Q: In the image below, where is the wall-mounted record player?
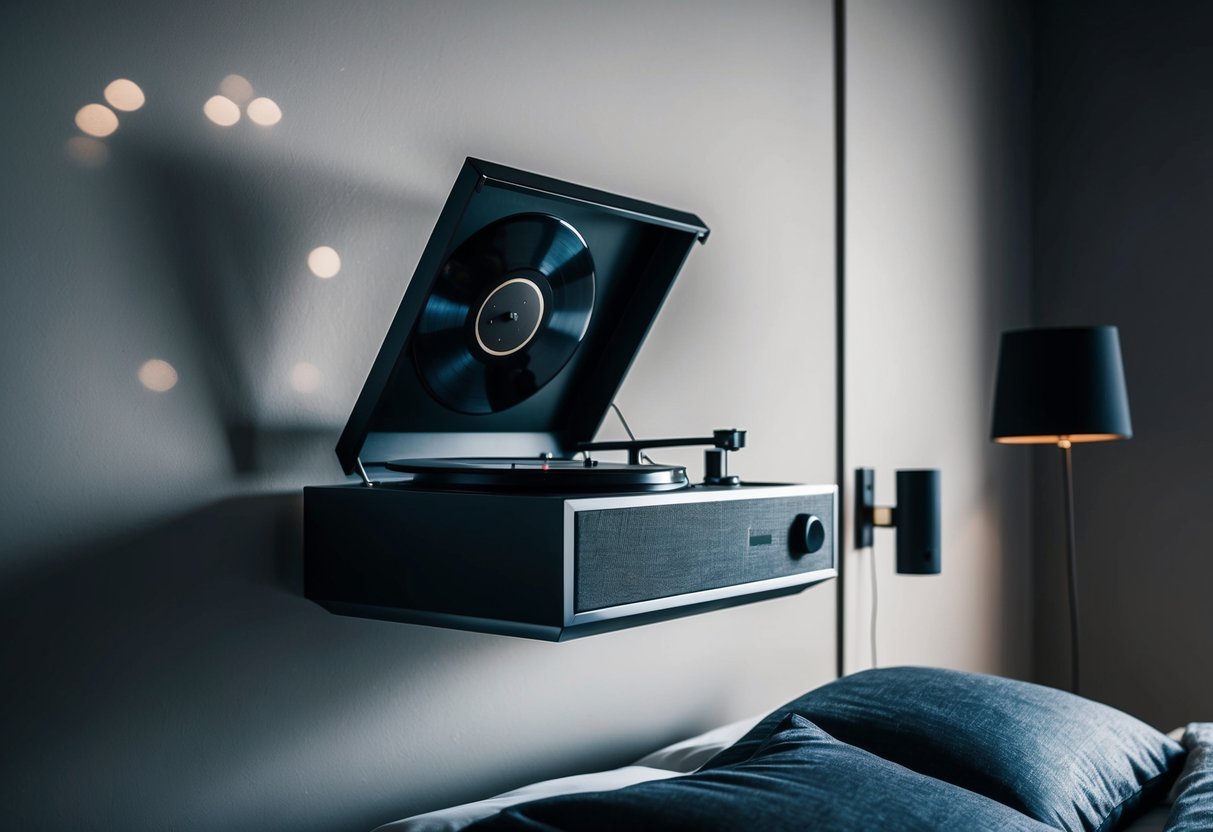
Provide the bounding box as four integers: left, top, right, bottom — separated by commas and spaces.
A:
304, 158, 837, 640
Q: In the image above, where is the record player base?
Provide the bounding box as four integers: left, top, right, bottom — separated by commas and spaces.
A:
303, 482, 836, 641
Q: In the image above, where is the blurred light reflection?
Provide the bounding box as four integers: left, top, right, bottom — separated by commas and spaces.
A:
138, 359, 179, 392
75, 103, 119, 137
104, 79, 145, 112
66, 136, 110, 168
247, 97, 282, 126
203, 95, 240, 126
290, 362, 322, 393
219, 74, 255, 105
307, 246, 341, 278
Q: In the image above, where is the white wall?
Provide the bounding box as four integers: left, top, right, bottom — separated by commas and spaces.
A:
0, 2, 837, 830
0, 1, 1039, 828
842, 0, 1033, 677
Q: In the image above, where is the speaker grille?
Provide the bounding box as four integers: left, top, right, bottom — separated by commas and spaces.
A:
574, 494, 833, 612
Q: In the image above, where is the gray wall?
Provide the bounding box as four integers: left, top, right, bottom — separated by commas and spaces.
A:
0, 1, 1036, 830
1032, 0, 1213, 729
0, 2, 838, 830
842, 0, 1033, 677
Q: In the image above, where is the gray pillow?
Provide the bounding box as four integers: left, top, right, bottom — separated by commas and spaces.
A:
466, 713, 1056, 831
703, 666, 1185, 832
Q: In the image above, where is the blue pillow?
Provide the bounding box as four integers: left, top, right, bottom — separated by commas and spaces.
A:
1165, 723, 1213, 831
466, 714, 1055, 831
703, 666, 1185, 832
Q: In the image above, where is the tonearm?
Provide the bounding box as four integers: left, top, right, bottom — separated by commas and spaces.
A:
577, 428, 746, 486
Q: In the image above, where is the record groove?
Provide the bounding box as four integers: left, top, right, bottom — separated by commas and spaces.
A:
413, 213, 595, 414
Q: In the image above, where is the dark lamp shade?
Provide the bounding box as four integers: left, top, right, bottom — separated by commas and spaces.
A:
990, 326, 1132, 444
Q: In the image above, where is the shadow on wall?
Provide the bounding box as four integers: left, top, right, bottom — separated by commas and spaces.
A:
115, 140, 441, 475
0, 492, 748, 832
0, 495, 509, 832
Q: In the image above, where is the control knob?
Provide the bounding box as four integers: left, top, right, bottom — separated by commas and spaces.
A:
790, 513, 826, 556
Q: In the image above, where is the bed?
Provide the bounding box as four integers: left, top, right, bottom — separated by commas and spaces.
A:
373, 667, 1210, 832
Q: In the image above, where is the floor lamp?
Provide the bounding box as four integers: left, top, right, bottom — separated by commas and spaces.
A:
990, 326, 1132, 695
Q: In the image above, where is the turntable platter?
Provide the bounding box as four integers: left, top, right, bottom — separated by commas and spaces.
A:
385, 457, 688, 493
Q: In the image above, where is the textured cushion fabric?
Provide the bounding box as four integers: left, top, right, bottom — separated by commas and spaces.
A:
464, 714, 1056, 832
1164, 723, 1213, 832
703, 666, 1185, 832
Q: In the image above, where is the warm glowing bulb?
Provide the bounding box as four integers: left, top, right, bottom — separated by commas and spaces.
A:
203, 95, 240, 126
104, 79, 145, 112
246, 96, 282, 126
138, 359, 178, 392
75, 103, 118, 137
66, 136, 110, 168
219, 74, 255, 105
290, 362, 322, 393
307, 246, 341, 278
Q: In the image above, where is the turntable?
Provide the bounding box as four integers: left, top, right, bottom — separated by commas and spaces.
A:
304, 158, 836, 640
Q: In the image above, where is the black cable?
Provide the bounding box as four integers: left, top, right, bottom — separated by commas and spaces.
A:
610, 402, 637, 440
609, 402, 658, 465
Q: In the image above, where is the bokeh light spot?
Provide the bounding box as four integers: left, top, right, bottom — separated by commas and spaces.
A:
104, 79, 145, 112
75, 103, 119, 137
247, 96, 282, 126
66, 136, 110, 168
138, 359, 178, 392
219, 74, 255, 104
203, 95, 240, 126
307, 246, 341, 278
290, 362, 322, 394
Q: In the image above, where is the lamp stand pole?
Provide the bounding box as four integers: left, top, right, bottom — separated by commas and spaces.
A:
1060, 439, 1080, 695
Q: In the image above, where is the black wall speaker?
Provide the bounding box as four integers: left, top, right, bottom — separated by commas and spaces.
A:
894, 469, 941, 575
855, 467, 941, 575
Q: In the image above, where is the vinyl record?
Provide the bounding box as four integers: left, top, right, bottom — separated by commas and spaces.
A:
413, 213, 595, 414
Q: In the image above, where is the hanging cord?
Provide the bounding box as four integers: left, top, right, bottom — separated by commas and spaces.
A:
870, 537, 879, 669
610, 402, 638, 440
609, 402, 658, 465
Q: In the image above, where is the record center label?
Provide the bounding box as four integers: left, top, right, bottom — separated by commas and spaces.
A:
474, 277, 545, 357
